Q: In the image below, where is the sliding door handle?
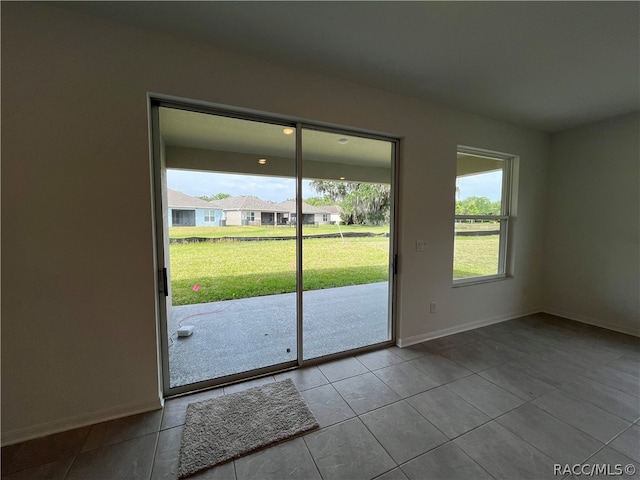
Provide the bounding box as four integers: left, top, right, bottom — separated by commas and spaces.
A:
161, 268, 168, 297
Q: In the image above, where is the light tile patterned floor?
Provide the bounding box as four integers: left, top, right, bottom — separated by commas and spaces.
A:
2, 313, 639, 480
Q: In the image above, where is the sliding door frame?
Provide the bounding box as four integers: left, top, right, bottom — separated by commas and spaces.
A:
150, 96, 399, 397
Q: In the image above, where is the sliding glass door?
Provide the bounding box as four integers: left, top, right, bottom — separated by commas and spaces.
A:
301, 128, 394, 360
152, 101, 397, 395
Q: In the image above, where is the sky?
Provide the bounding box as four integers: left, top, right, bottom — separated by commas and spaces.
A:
456, 171, 502, 201
167, 170, 316, 202
168, 169, 502, 202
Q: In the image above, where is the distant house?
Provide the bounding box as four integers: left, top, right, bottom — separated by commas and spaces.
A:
322, 205, 343, 224
277, 200, 333, 225
210, 196, 289, 226
167, 191, 339, 227
167, 189, 223, 227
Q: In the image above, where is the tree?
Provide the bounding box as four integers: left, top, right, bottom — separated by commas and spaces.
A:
309, 181, 350, 202
197, 193, 231, 201
304, 196, 334, 207
310, 180, 390, 225
455, 196, 500, 216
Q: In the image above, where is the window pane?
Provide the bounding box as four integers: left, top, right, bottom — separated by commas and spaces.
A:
454, 151, 507, 281
453, 226, 500, 278
455, 153, 503, 215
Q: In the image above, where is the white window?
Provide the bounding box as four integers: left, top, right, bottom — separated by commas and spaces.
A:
454, 147, 513, 285
246, 212, 255, 222
204, 210, 216, 222
322, 214, 329, 222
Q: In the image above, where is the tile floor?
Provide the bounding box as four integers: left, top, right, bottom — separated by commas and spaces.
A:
2, 313, 639, 480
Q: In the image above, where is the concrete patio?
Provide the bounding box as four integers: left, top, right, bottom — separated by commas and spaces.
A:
167, 282, 391, 387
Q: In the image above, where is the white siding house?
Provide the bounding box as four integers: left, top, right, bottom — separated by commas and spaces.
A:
276, 201, 333, 225
322, 205, 343, 224
211, 196, 289, 226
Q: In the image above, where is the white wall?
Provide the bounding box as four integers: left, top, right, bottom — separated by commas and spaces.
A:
543, 113, 640, 335
1, 3, 549, 443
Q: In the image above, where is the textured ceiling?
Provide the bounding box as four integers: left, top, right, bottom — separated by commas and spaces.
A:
55, 1, 639, 132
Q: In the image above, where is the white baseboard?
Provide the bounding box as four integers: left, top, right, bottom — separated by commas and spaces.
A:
542, 308, 640, 338
396, 308, 639, 349
1, 398, 163, 447
396, 309, 541, 347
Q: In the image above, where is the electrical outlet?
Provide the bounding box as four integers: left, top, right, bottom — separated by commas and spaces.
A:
429, 302, 437, 313
416, 240, 427, 252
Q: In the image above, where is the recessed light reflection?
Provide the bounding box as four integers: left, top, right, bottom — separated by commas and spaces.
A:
258, 158, 267, 165
283, 128, 294, 135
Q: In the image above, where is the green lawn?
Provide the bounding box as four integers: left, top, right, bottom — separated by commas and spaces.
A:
169, 224, 390, 239
170, 236, 390, 305
453, 234, 499, 279
169, 225, 498, 305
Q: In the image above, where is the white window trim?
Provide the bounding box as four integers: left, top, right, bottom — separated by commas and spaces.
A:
204, 209, 216, 222
453, 146, 514, 286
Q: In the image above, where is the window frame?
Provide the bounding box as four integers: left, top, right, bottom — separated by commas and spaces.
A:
453, 146, 514, 286
204, 209, 216, 222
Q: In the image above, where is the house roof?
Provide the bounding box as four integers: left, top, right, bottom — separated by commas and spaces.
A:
277, 200, 331, 215
210, 196, 287, 212
322, 205, 343, 215
168, 191, 339, 215
167, 189, 219, 209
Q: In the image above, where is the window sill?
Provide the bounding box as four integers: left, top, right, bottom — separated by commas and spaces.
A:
453, 274, 508, 288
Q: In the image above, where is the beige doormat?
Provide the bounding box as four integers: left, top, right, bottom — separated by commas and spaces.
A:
178, 378, 319, 478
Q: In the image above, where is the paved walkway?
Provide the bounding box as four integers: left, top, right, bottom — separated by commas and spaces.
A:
167, 282, 390, 387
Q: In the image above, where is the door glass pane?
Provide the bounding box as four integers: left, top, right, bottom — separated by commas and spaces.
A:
301, 129, 394, 360
159, 107, 297, 388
